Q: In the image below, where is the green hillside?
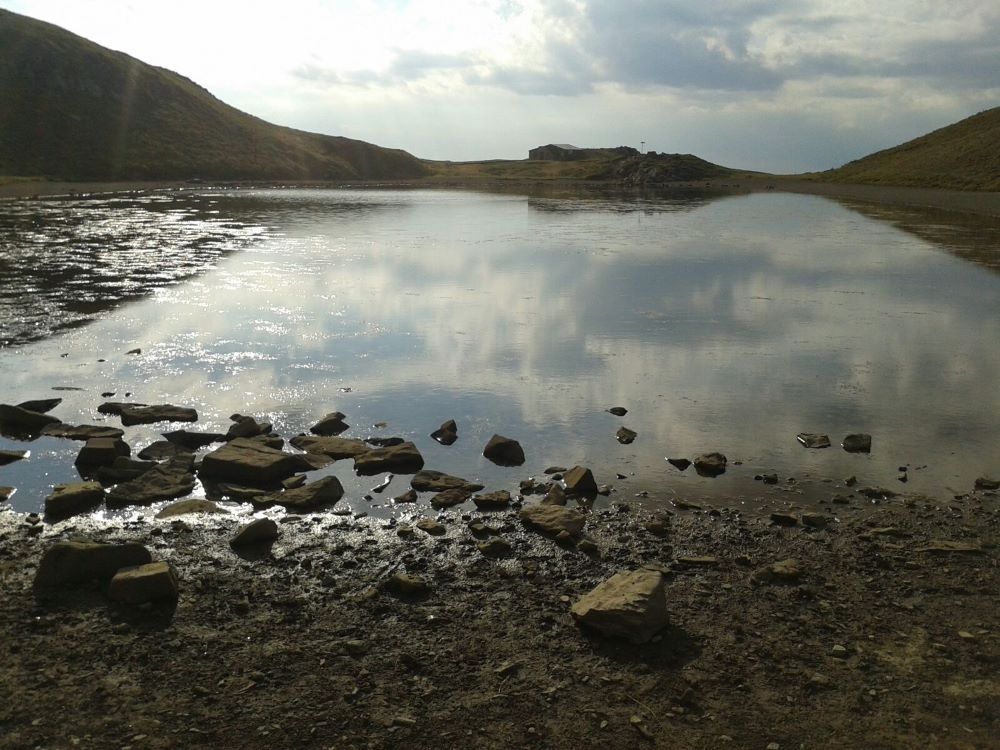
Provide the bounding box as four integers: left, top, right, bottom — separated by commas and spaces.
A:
821, 107, 1000, 191
0, 9, 426, 181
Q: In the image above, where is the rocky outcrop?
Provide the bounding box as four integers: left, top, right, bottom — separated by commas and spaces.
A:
34, 540, 152, 586
107, 561, 179, 603
111, 404, 199, 426
354, 442, 424, 475
570, 568, 668, 644
483, 435, 525, 467
107, 455, 196, 508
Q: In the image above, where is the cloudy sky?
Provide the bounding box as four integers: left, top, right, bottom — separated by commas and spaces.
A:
4, 0, 998, 172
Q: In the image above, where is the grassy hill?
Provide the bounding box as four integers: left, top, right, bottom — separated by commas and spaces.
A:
820, 107, 1000, 191
0, 9, 426, 181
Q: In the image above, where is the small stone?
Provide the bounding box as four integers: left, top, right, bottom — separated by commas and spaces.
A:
608, 407, 628, 416
958, 631, 975, 640
231, 518, 280, 547
354, 442, 424, 475
34, 541, 152, 587
563, 465, 599, 495
666, 457, 691, 471
761, 473, 779, 485
161, 430, 226, 449
155, 499, 222, 519
644, 514, 671, 536
430, 488, 471, 509
801, 513, 829, 529
396, 525, 415, 538
770, 512, 799, 526
477, 538, 512, 556
0, 449, 27, 466
616, 427, 637, 444
845, 475, 857, 487
393, 489, 418, 504
411, 470, 483, 492
310, 411, 350, 436
577, 539, 599, 556
753, 558, 802, 584
386, 573, 430, 596
974, 476, 999, 491
693, 453, 727, 477
570, 568, 668, 644
544, 466, 567, 474
107, 561, 179, 603
555, 529, 576, 547
842, 434, 872, 453
831, 644, 848, 658
430, 419, 458, 445
415, 518, 446, 536
472, 490, 511, 510
520, 504, 586, 536
75, 437, 131, 468
541, 483, 567, 505
796, 433, 831, 449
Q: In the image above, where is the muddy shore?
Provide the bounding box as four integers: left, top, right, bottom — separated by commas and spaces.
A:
1, 470, 997, 749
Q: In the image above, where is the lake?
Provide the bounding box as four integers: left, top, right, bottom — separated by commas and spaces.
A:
1, 187, 998, 516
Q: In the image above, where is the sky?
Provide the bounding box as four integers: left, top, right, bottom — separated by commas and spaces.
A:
3, 0, 998, 172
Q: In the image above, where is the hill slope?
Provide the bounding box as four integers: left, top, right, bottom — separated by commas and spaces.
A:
0, 9, 426, 181
822, 107, 1000, 191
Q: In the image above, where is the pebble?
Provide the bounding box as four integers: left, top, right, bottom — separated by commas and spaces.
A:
831, 644, 848, 658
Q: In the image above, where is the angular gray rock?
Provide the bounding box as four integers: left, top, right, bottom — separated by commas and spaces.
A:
841, 433, 872, 453
354, 441, 424, 475
107, 561, 179, 603
117, 404, 198, 426
41, 423, 125, 440
570, 568, 668, 644
430, 419, 458, 446
290, 434, 370, 459
563, 466, 599, 496
520, 504, 586, 536
666, 458, 691, 471
796, 433, 831, 449
693, 452, 727, 477
0, 403, 62, 434
482, 434, 525, 467
155, 498, 223, 519
231, 518, 280, 547
34, 540, 152, 587
200, 438, 306, 484
309, 411, 350, 436
107, 455, 196, 508
74, 437, 131, 468
410, 470, 484, 493
44, 481, 105, 518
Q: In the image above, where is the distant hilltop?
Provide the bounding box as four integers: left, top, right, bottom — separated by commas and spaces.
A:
0, 9, 427, 181
528, 144, 639, 161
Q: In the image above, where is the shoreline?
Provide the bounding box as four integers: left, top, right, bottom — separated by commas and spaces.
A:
3, 176, 1000, 219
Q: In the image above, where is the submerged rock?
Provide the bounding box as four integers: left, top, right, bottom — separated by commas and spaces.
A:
137, 441, 194, 461
796, 433, 831, 449
616, 427, 637, 445
162, 430, 226, 450
74, 437, 131, 468
354, 442, 424, 475
430, 419, 458, 445
393, 489, 418, 504
693, 453, 727, 477
570, 568, 668, 644
410, 470, 484, 493
541, 483, 567, 506
95, 457, 158, 485
841, 433, 872, 453
473, 490, 511, 510
34, 540, 152, 587
224, 415, 272, 441
107, 561, 179, 603
117, 404, 198, 426
482, 434, 525, 467
44, 481, 105, 518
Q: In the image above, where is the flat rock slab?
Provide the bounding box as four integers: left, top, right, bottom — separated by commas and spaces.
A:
483, 434, 525, 467
473, 490, 511, 510
95, 457, 158, 485
268, 475, 345, 511
290, 434, 369, 459
162, 430, 226, 449
563, 466, 599, 495
608, 406, 628, 416
974, 477, 999, 491
108, 561, 179, 603
354, 442, 424, 475
41, 424, 125, 441
107, 456, 196, 508
200, 438, 307, 484
34, 540, 152, 587
44, 481, 105, 518
231, 518, 280, 547
16, 397, 62, 413
118, 404, 198, 426
693, 452, 727, 477
430, 488, 471, 509
570, 568, 668, 644
155, 498, 223, 519
797, 433, 831, 449
225, 415, 273, 441
616, 427, 637, 444
137, 441, 194, 461
411, 470, 484, 493
520, 504, 586, 536
0, 403, 62, 434
0, 449, 27, 466
842, 433, 872, 453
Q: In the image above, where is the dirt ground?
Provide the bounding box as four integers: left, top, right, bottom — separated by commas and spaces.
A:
1, 478, 997, 750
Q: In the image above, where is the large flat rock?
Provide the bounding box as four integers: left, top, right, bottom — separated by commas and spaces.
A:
411, 470, 484, 493
570, 568, 668, 644
44, 481, 105, 518
520, 504, 586, 536
266, 475, 345, 511
354, 442, 424, 475
199, 438, 306, 484
107, 561, 179, 603
107, 456, 196, 508
290, 434, 369, 459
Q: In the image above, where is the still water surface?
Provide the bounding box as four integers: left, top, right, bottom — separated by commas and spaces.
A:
1, 188, 998, 515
